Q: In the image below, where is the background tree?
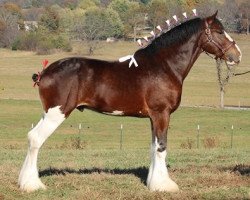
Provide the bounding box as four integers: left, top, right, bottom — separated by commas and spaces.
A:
3, 2, 23, 18
63, 0, 78, 9
239, 1, 250, 34
219, 0, 240, 32
124, 1, 145, 41
59, 6, 84, 32
196, 0, 220, 18
140, 0, 150, 4
100, 0, 112, 7
23, 7, 43, 21
0, 5, 19, 47
108, 0, 130, 22
185, 0, 204, 10
71, 7, 123, 55
147, 0, 170, 31
78, 0, 100, 10
39, 6, 60, 32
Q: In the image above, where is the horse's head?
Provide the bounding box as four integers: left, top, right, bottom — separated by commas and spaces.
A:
200, 11, 242, 65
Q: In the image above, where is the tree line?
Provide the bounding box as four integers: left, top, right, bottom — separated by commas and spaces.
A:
0, 0, 249, 55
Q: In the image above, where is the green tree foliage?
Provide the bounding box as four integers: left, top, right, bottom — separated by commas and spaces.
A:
39, 6, 60, 32
239, 1, 250, 34
0, 5, 19, 47
105, 8, 124, 37
109, 0, 146, 39
2, 2, 24, 30
109, 0, 131, 22
78, 0, 100, 10
185, 0, 205, 10
72, 7, 124, 54
124, 1, 146, 41
0, 0, 247, 52
147, 0, 170, 30
63, 0, 78, 9
59, 7, 85, 31
12, 29, 72, 54
83, 7, 123, 39
3, 2, 23, 18
140, 0, 150, 4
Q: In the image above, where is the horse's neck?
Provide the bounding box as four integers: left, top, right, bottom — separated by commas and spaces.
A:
158, 33, 202, 82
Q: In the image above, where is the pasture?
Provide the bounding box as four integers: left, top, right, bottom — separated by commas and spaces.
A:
0, 34, 250, 199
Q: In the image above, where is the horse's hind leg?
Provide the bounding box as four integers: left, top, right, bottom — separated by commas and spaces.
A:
18, 106, 66, 192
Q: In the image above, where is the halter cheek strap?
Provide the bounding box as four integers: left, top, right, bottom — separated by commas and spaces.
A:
201, 21, 235, 59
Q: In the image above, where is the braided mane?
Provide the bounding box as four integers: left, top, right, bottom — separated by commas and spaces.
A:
138, 17, 203, 54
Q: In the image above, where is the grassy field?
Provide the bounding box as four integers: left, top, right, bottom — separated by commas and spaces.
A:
0, 34, 250, 106
0, 34, 250, 199
0, 99, 249, 200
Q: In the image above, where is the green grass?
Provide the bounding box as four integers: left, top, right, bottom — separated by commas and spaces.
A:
0, 36, 250, 199
0, 99, 249, 199
0, 99, 249, 150
0, 35, 250, 106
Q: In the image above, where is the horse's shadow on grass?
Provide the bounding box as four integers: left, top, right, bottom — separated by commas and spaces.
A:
221, 164, 250, 176
39, 166, 149, 184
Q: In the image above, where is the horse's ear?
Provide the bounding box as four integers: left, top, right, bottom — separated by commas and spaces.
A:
206, 10, 218, 25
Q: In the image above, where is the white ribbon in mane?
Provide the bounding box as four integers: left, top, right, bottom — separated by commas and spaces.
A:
119, 55, 138, 68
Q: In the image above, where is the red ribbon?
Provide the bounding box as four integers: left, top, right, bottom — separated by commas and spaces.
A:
42, 59, 49, 69
33, 59, 49, 87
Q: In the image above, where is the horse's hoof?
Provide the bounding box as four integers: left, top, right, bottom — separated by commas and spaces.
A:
20, 179, 46, 193
148, 177, 179, 192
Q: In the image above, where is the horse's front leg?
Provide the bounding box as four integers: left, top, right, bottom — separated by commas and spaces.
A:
147, 110, 179, 192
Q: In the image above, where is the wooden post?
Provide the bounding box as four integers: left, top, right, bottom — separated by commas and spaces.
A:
78, 123, 82, 134
247, 13, 249, 35
120, 124, 123, 150
197, 125, 200, 149
231, 125, 234, 149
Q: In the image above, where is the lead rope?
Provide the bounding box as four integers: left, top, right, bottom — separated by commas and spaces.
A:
233, 70, 250, 76
203, 50, 217, 59
216, 58, 234, 84
203, 50, 250, 77
217, 56, 250, 77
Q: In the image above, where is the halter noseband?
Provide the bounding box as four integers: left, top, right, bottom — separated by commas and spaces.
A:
201, 21, 235, 59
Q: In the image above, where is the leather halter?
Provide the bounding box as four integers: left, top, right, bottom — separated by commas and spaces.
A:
201, 21, 235, 59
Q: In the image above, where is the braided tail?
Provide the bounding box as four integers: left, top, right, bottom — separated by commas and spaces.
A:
32, 59, 48, 87
32, 74, 39, 82
32, 73, 41, 87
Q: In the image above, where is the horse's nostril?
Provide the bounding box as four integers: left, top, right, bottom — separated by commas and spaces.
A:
228, 56, 234, 62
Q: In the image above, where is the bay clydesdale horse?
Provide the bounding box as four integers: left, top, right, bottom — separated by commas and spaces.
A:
19, 12, 241, 192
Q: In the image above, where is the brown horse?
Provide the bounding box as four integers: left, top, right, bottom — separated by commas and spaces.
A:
19, 12, 241, 192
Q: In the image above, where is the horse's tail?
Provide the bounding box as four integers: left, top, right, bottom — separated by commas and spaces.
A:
32, 73, 41, 87
32, 73, 39, 82
32, 59, 49, 87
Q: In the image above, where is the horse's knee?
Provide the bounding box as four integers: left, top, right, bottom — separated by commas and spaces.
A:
28, 129, 42, 149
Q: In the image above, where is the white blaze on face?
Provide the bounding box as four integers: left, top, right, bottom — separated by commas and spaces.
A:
235, 43, 242, 62
224, 31, 242, 63
224, 31, 234, 42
